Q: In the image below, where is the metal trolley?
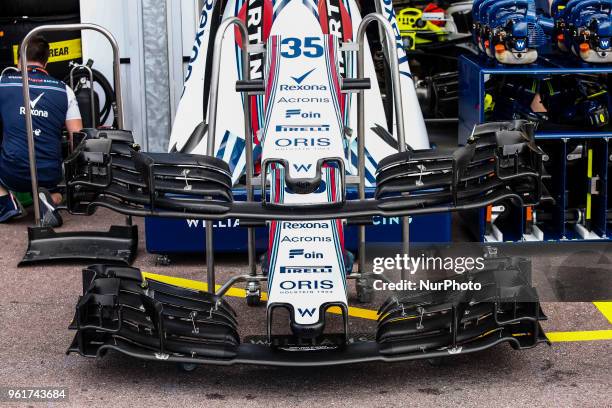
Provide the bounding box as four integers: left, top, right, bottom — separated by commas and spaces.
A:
18, 24, 137, 266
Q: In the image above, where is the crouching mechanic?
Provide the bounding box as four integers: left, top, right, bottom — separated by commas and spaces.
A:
0, 35, 82, 226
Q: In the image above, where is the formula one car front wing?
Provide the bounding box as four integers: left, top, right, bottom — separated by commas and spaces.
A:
63, 120, 549, 223
67, 258, 548, 367
63, 120, 551, 367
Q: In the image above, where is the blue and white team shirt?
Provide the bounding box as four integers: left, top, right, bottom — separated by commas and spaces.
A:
0, 66, 81, 185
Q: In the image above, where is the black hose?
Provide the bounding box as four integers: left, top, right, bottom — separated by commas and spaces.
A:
65, 67, 116, 126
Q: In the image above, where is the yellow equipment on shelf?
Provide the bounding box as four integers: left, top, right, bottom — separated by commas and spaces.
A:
396, 7, 447, 50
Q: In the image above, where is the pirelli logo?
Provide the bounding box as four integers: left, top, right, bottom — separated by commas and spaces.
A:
13, 38, 82, 64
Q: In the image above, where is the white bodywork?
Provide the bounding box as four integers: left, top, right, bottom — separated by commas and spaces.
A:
168, 0, 430, 185
262, 35, 348, 324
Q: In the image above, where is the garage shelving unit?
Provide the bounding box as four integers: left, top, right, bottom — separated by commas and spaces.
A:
458, 54, 612, 242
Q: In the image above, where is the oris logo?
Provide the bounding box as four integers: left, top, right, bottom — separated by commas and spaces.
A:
279, 280, 334, 290
274, 137, 331, 147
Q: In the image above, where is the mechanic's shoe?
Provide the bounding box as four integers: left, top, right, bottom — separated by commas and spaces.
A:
38, 188, 63, 228
0, 193, 23, 222
13, 196, 27, 219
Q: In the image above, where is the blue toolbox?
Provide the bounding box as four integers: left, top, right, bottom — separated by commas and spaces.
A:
145, 187, 452, 255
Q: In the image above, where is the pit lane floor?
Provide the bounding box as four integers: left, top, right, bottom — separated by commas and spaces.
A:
0, 210, 610, 407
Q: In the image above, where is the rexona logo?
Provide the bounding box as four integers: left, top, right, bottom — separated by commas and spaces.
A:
279, 265, 332, 273
381, 0, 410, 66
279, 68, 327, 91
288, 249, 324, 259
275, 124, 329, 132
274, 137, 331, 147
285, 109, 321, 119
280, 84, 327, 91
290, 68, 315, 84
280, 280, 334, 290
282, 222, 329, 229
19, 93, 48, 117
184, 0, 215, 85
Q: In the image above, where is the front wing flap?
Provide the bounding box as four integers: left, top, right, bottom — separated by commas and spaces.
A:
68, 259, 548, 367
63, 121, 550, 221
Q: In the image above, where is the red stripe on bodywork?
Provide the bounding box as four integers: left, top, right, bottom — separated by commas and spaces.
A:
318, 0, 330, 32
339, 1, 353, 41
235, 2, 248, 46
336, 219, 345, 248
318, 1, 353, 41
327, 37, 345, 117
262, 0, 273, 38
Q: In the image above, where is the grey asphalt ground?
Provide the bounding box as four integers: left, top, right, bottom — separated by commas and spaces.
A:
0, 209, 611, 408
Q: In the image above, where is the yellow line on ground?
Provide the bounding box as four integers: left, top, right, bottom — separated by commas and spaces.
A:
593, 302, 612, 325
142, 272, 245, 298
328, 305, 380, 320
142, 272, 378, 320
546, 330, 612, 342
142, 273, 612, 342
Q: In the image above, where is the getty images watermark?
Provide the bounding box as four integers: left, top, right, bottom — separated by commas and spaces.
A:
371, 254, 486, 291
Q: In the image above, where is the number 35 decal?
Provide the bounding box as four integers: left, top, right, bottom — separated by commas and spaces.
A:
281, 37, 324, 59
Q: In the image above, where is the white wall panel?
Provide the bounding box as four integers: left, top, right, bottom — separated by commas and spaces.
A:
80, 0, 147, 149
